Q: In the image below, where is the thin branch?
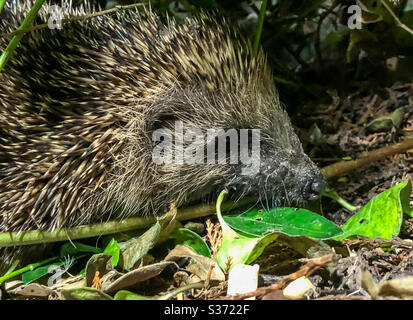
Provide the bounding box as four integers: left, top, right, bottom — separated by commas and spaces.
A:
382, 0, 413, 36
321, 138, 413, 179
1, 3, 147, 39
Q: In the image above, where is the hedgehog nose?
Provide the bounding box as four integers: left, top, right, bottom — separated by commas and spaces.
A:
302, 177, 325, 201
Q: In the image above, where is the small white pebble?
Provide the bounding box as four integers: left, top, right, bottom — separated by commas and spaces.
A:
227, 264, 259, 300
283, 276, 315, 300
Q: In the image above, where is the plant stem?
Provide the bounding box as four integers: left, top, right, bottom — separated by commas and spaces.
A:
322, 188, 360, 212
0, 196, 256, 248
0, 256, 58, 285
0, 0, 45, 72
253, 0, 267, 56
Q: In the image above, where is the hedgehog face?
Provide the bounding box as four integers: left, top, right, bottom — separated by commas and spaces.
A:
144, 85, 325, 211
226, 148, 326, 208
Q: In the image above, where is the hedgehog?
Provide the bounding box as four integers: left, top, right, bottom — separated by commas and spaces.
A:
0, 1, 324, 270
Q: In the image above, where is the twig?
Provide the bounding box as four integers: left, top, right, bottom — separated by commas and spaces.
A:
1, 3, 146, 39
382, 0, 413, 36
321, 138, 413, 179
222, 254, 334, 300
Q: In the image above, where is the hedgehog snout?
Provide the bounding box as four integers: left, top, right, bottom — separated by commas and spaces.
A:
259, 152, 326, 203
301, 175, 325, 201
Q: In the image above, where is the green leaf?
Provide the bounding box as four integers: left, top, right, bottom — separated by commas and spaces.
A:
224, 207, 343, 239
391, 107, 405, 128
324, 31, 345, 45
113, 284, 205, 300
216, 231, 279, 271
60, 242, 102, 258
22, 253, 90, 285
335, 180, 412, 240
365, 107, 405, 132
79, 268, 86, 277
22, 261, 65, 285
0, 256, 59, 286
119, 205, 177, 270
114, 290, 155, 300
103, 238, 120, 267
215, 190, 280, 271
170, 228, 211, 258
85, 254, 113, 287
214, 190, 342, 271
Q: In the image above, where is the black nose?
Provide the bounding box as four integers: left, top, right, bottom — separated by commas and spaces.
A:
302, 177, 325, 201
